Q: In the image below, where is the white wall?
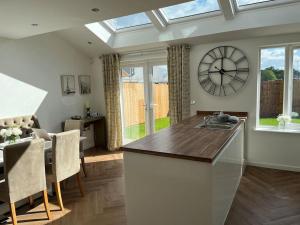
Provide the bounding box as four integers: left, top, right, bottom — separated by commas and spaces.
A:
190, 33, 300, 171
0, 33, 94, 132
91, 57, 106, 116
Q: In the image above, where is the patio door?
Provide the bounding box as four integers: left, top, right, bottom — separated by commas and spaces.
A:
120, 62, 170, 144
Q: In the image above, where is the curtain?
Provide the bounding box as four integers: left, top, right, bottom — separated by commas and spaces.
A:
102, 54, 122, 151
167, 44, 191, 125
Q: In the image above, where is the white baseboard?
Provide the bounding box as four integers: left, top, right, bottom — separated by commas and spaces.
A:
246, 160, 300, 172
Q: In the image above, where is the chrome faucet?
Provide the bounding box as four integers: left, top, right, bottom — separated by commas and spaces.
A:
204, 116, 213, 127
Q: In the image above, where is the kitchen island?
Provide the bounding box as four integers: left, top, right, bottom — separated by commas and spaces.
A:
121, 111, 247, 225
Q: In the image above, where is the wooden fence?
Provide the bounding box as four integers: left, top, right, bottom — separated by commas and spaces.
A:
122, 83, 169, 127
260, 80, 300, 117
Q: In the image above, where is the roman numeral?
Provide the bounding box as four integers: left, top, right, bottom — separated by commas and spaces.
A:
220, 85, 226, 96
229, 48, 236, 59
208, 83, 217, 95
235, 56, 246, 64
224, 46, 228, 58
229, 83, 236, 93
199, 69, 209, 76
218, 47, 223, 57
201, 61, 212, 66
208, 52, 217, 60
237, 68, 249, 72
233, 76, 246, 83
200, 78, 211, 88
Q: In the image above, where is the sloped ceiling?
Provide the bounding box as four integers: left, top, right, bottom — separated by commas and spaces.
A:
0, 0, 190, 39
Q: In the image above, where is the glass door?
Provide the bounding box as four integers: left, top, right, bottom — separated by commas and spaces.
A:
120, 66, 147, 144
150, 64, 170, 133
121, 62, 170, 144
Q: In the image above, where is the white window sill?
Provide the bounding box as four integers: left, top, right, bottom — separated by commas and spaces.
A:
255, 125, 300, 134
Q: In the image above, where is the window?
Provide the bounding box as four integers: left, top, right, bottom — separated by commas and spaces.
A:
292, 49, 300, 124
236, 0, 272, 7
85, 22, 112, 43
159, 0, 220, 21
104, 12, 151, 31
258, 45, 300, 129
259, 47, 285, 127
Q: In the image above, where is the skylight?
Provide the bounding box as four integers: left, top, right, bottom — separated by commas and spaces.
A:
104, 12, 151, 31
85, 22, 112, 43
236, 0, 273, 7
159, 0, 220, 21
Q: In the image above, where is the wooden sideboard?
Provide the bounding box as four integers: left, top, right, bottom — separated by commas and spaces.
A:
62, 116, 107, 150
82, 117, 107, 149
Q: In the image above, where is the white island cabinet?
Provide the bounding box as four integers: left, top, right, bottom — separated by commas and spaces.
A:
123, 118, 245, 225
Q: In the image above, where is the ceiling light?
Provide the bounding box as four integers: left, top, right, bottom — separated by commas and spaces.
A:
91, 8, 100, 12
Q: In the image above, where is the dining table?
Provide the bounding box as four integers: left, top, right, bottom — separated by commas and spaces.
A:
0, 136, 87, 166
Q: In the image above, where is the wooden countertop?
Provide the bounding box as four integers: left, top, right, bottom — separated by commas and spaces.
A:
121, 112, 246, 163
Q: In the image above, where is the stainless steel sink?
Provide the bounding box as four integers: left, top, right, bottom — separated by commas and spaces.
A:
205, 124, 234, 130
194, 121, 235, 130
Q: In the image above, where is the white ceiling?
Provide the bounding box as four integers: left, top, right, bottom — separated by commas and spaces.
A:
57, 26, 115, 56
55, 0, 300, 57
2, 0, 300, 58
0, 0, 190, 39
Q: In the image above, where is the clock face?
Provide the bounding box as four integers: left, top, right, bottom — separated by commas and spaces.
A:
198, 46, 249, 96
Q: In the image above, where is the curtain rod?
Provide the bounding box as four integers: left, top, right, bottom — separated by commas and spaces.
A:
98, 44, 191, 59
120, 48, 167, 57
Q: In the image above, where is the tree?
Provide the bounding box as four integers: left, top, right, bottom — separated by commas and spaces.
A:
261, 69, 277, 81
264, 66, 284, 80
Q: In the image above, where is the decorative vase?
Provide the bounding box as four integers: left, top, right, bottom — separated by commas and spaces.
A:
86, 107, 91, 118
5, 135, 20, 144
278, 120, 286, 129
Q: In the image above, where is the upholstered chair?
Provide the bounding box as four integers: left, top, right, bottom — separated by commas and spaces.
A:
64, 119, 87, 177
46, 130, 84, 211
0, 140, 52, 225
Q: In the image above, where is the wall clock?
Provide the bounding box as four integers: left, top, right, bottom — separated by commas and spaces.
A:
198, 46, 249, 96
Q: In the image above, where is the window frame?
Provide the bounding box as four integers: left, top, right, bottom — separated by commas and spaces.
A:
235, 0, 299, 12
256, 44, 300, 129
103, 13, 153, 33
157, 0, 222, 24
158, 9, 222, 24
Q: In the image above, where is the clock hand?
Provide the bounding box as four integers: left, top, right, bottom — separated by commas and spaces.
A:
221, 57, 224, 69
208, 70, 220, 74
223, 69, 238, 72
223, 72, 234, 79
214, 66, 224, 86
221, 73, 223, 86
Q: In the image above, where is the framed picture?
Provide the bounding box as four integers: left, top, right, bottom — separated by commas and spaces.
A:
61, 75, 76, 95
78, 75, 91, 95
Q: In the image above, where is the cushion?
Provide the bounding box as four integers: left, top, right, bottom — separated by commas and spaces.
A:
0, 115, 40, 143
32, 129, 52, 141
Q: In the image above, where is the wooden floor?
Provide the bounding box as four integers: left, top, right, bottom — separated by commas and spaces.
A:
225, 166, 300, 225
1, 149, 300, 225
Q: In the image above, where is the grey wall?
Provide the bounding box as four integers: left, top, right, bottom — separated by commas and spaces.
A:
190, 33, 300, 171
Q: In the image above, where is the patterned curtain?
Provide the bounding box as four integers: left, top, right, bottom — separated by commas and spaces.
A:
167, 44, 191, 125
102, 54, 122, 151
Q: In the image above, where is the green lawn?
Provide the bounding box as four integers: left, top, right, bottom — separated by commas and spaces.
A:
125, 117, 170, 140
260, 118, 300, 126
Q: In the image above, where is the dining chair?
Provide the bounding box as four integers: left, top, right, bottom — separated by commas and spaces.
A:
46, 130, 84, 211
0, 140, 52, 225
64, 119, 87, 177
